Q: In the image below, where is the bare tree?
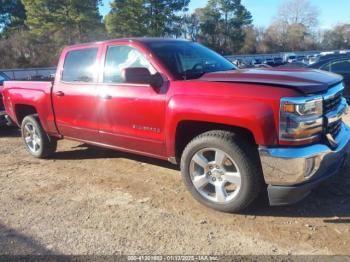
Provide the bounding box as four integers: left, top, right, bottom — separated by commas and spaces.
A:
276, 0, 319, 29
259, 0, 320, 52
239, 26, 258, 54
322, 24, 350, 50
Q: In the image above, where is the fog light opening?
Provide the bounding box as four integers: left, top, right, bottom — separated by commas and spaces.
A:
304, 157, 316, 178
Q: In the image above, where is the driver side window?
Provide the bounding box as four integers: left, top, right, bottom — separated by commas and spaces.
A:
178, 52, 202, 72
103, 45, 156, 83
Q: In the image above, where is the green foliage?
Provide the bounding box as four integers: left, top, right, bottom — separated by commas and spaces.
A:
105, 0, 147, 37
0, 0, 348, 68
146, 0, 190, 37
0, 0, 106, 68
182, 12, 200, 41
22, 0, 104, 43
105, 0, 190, 38
0, 0, 26, 38
195, 0, 253, 54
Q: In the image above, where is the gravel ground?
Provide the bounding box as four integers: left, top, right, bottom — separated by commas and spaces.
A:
0, 115, 349, 256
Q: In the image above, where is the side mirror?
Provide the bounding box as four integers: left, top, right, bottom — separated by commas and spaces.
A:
122, 67, 163, 89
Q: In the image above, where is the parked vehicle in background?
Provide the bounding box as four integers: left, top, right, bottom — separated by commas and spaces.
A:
278, 61, 308, 68
296, 56, 306, 62
2, 38, 350, 212
282, 52, 297, 63
254, 64, 272, 68
309, 55, 350, 103
308, 55, 320, 65
0, 72, 8, 89
317, 53, 350, 63
1, 67, 56, 81
26, 74, 55, 81
232, 59, 251, 69
273, 57, 284, 66
263, 58, 275, 66
287, 55, 297, 63
0, 72, 10, 126
251, 58, 263, 66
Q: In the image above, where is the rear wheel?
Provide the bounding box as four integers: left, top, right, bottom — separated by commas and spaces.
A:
180, 130, 263, 213
21, 115, 57, 158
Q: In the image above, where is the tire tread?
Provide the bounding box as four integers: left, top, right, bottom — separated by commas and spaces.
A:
21, 114, 57, 159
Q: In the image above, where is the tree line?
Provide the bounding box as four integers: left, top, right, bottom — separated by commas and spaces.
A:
0, 0, 350, 68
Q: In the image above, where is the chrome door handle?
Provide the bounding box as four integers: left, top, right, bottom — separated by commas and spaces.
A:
55, 91, 65, 96
100, 94, 112, 99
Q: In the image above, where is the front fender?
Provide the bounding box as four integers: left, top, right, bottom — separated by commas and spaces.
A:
165, 95, 279, 157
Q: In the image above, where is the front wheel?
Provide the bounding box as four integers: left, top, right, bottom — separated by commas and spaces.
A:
180, 130, 263, 213
21, 115, 57, 158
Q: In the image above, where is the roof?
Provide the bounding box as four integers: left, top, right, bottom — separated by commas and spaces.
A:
66, 37, 189, 49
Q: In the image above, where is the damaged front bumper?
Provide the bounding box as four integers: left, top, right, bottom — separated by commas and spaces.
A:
259, 122, 350, 206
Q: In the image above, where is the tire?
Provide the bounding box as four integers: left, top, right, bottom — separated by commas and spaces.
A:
21, 115, 57, 158
180, 130, 263, 213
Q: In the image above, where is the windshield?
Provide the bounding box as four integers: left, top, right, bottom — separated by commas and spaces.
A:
145, 41, 237, 80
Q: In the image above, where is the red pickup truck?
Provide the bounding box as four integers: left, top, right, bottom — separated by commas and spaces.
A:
3, 38, 350, 212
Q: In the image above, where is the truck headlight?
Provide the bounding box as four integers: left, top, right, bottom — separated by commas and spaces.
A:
280, 96, 323, 142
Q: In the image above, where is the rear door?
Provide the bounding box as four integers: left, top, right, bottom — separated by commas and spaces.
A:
52, 45, 102, 141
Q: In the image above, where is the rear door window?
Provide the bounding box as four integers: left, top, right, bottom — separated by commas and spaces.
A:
62, 48, 98, 83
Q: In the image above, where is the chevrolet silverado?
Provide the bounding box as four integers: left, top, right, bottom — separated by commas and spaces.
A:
2, 38, 350, 212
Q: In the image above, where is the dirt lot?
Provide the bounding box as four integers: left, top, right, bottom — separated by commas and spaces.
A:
0, 115, 350, 256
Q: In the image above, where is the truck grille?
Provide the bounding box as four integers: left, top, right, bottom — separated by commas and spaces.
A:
323, 83, 345, 139
323, 91, 342, 114
327, 119, 342, 138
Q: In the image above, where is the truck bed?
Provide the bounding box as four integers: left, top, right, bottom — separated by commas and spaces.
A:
2, 81, 58, 135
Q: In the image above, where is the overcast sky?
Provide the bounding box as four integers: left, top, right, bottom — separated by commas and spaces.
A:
100, 0, 350, 29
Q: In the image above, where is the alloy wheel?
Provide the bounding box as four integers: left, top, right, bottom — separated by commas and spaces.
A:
189, 148, 242, 204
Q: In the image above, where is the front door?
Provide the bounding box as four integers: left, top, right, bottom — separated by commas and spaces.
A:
97, 44, 167, 157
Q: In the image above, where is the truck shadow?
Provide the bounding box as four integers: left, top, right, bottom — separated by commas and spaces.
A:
0, 126, 20, 137
53, 143, 350, 220
0, 223, 57, 255
52, 143, 179, 170
246, 163, 350, 221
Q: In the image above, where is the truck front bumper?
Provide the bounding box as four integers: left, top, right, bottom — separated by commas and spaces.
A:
259, 122, 350, 206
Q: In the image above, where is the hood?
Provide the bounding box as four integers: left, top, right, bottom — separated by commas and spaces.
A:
199, 68, 343, 94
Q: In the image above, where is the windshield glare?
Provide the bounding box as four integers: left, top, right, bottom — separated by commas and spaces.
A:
145, 41, 237, 80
